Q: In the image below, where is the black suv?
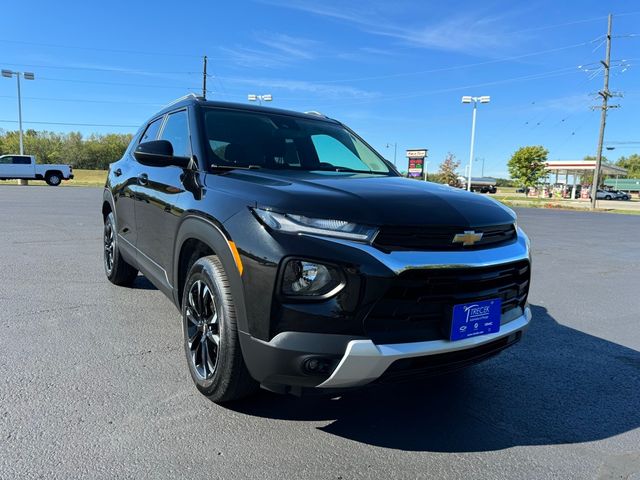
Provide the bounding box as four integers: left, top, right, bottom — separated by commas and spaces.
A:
102, 95, 532, 402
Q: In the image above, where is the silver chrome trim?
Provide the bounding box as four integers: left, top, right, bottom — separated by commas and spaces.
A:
317, 306, 532, 388
161, 93, 202, 109
305, 227, 530, 274
118, 234, 173, 288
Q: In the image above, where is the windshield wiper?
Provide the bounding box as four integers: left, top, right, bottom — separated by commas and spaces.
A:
310, 166, 389, 175
210, 164, 262, 170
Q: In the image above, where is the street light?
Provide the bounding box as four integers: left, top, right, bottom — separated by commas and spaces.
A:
461, 95, 490, 191
248, 94, 272, 105
385, 142, 398, 167
2, 69, 35, 155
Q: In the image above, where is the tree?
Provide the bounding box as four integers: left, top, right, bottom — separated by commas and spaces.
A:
616, 153, 640, 177
0, 129, 132, 169
438, 152, 460, 186
508, 146, 548, 194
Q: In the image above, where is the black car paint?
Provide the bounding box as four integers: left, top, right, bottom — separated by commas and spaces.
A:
103, 98, 521, 391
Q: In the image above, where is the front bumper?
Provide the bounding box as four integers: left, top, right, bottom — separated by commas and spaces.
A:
318, 306, 531, 388
228, 213, 533, 391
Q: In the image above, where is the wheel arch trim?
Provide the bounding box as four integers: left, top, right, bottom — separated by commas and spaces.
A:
172, 214, 249, 333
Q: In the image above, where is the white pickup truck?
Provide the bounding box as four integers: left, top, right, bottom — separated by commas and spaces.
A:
0, 154, 73, 186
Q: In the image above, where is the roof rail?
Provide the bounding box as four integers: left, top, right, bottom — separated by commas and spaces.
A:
162, 93, 203, 109
304, 110, 327, 117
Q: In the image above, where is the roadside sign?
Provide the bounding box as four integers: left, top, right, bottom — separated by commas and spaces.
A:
406, 149, 428, 158
406, 148, 428, 178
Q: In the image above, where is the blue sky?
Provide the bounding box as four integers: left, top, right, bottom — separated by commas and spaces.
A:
1, 0, 639, 177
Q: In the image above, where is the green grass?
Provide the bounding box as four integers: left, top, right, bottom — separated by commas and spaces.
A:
496, 187, 518, 194
65, 169, 107, 187
496, 198, 640, 215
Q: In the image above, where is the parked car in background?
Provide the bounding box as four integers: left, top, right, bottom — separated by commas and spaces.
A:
591, 189, 619, 201
609, 190, 631, 201
0, 155, 73, 186
102, 95, 532, 403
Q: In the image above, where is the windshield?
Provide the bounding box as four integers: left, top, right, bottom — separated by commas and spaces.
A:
203, 108, 393, 174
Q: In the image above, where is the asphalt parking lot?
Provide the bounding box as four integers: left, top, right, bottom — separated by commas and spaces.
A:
1, 186, 639, 480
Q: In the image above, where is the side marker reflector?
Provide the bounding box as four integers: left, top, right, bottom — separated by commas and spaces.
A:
228, 241, 243, 276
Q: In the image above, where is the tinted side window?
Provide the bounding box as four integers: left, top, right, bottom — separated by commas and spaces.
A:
140, 117, 163, 144
13, 156, 31, 165
159, 110, 190, 158
0, 156, 13, 164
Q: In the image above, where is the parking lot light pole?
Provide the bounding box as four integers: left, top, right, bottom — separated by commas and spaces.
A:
247, 94, 272, 106
2, 69, 35, 156
385, 142, 398, 168
461, 95, 490, 191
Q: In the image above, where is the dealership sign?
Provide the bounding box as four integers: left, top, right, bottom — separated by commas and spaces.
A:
406, 148, 428, 177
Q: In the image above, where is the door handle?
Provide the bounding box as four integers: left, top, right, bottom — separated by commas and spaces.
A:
137, 173, 149, 185
114, 168, 122, 177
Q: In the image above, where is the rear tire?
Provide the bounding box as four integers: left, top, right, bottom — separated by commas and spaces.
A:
45, 172, 62, 186
182, 255, 258, 403
103, 212, 138, 286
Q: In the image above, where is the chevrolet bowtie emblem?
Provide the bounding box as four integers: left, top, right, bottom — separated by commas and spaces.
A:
452, 230, 483, 246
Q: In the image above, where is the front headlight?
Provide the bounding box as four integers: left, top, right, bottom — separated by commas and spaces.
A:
252, 208, 378, 243
281, 259, 345, 297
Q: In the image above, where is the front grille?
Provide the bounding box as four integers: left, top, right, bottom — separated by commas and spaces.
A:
376, 332, 522, 384
373, 224, 516, 251
363, 260, 530, 344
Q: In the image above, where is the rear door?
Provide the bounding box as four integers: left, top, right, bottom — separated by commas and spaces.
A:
134, 109, 191, 292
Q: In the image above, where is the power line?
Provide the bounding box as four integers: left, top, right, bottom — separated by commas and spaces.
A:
0, 94, 162, 106
313, 66, 581, 108
0, 119, 139, 128
37, 76, 205, 91
0, 61, 195, 76
300, 41, 597, 84
0, 39, 203, 58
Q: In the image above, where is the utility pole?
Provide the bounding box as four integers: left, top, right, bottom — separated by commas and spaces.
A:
202, 55, 208, 99
591, 14, 613, 210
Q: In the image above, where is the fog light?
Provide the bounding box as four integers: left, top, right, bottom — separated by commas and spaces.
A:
281, 259, 344, 297
302, 357, 335, 375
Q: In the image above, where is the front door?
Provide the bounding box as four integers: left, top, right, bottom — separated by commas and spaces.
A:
0, 156, 34, 178
134, 109, 191, 293
114, 117, 164, 258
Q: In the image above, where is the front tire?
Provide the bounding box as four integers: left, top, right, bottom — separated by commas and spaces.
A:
182, 255, 257, 403
103, 212, 138, 286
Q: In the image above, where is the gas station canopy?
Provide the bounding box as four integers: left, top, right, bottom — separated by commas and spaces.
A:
545, 160, 627, 177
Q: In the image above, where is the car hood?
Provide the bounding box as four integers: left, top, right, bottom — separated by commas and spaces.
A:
207, 169, 515, 227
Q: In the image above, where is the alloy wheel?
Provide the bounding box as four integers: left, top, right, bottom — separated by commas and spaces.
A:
185, 280, 221, 380
104, 221, 114, 274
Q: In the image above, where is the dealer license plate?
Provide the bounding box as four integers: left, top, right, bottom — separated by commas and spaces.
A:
450, 298, 501, 341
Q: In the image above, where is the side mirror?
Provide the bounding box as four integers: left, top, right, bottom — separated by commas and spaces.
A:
134, 140, 190, 168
